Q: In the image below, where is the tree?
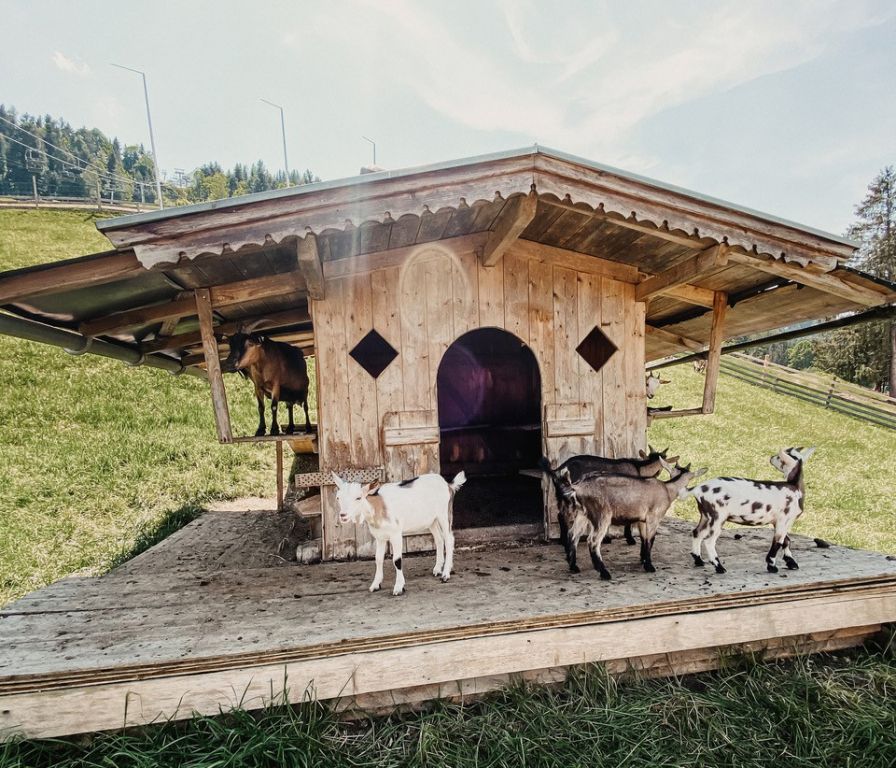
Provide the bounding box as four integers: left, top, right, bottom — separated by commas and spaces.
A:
787, 339, 815, 370
813, 167, 896, 392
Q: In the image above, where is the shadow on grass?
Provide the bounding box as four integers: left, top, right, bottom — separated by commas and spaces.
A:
107, 502, 205, 571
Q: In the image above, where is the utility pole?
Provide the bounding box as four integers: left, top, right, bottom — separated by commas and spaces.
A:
260, 98, 289, 184
112, 63, 164, 209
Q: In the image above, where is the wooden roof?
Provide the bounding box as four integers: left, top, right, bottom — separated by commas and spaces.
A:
0, 146, 893, 367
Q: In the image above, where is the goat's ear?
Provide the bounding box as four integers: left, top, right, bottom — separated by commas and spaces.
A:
331, 472, 345, 490
558, 467, 571, 482
694, 467, 708, 478
363, 480, 381, 496
660, 378, 671, 384
667, 454, 680, 465
638, 449, 647, 459
801, 447, 817, 461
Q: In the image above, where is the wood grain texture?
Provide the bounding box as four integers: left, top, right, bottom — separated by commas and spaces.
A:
195, 288, 232, 443
3, 515, 893, 739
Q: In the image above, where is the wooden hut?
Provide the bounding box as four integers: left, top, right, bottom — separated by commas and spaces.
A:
1, 147, 894, 739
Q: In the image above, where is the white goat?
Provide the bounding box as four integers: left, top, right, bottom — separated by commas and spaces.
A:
332, 472, 465, 595
689, 447, 816, 574
645, 372, 671, 399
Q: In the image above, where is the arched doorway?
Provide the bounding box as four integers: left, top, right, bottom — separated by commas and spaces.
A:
437, 328, 543, 531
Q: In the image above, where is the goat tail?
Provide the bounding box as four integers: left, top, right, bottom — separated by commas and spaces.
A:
449, 471, 467, 492
538, 456, 554, 475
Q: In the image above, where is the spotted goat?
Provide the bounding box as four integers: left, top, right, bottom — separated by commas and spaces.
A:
689, 447, 816, 574
332, 472, 465, 595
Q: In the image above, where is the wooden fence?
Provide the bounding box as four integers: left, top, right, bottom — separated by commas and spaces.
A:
720, 353, 896, 431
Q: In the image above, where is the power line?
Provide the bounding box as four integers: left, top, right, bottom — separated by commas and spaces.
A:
0, 114, 180, 192
0, 127, 179, 193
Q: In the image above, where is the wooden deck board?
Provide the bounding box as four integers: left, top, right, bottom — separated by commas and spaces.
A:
1, 510, 894, 739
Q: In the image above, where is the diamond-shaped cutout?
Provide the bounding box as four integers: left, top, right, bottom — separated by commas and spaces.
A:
350, 329, 398, 378
576, 325, 618, 373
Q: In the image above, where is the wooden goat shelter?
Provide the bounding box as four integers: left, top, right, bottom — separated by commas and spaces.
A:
1, 147, 895, 739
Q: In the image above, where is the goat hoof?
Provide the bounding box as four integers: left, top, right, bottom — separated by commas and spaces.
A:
369, 584, 381, 593
599, 571, 612, 581
692, 554, 706, 567
285, 425, 295, 435
440, 575, 450, 583
569, 564, 580, 574
785, 558, 799, 570
643, 563, 656, 573
392, 587, 406, 596
714, 564, 727, 574
626, 538, 637, 546
767, 564, 779, 573
270, 427, 281, 437
255, 428, 266, 437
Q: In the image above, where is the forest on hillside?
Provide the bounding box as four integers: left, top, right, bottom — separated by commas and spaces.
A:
0, 104, 318, 206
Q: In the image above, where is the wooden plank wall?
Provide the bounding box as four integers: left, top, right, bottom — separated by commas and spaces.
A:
313, 241, 646, 559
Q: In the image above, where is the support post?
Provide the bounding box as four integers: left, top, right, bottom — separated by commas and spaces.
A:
276, 440, 285, 512
195, 288, 233, 443
297, 232, 325, 300
702, 291, 728, 414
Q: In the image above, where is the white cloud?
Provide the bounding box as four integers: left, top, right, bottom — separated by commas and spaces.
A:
312, 0, 893, 166
52, 51, 91, 77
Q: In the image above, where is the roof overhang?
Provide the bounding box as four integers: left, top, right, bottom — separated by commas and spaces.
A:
0, 146, 892, 373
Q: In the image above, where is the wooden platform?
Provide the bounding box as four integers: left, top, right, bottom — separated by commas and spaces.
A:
1, 509, 894, 740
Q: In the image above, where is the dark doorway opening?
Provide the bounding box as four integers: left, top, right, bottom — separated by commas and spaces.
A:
437, 328, 542, 530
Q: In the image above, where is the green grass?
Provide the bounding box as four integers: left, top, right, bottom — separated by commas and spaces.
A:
3, 642, 895, 768
0, 210, 288, 604
648, 366, 896, 554
0, 209, 115, 270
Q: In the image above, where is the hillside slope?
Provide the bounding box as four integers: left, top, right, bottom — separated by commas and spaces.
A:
649, 367, 895, 554
0, 210, 277, 604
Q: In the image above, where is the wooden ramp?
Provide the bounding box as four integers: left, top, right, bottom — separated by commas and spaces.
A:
1, 510, 894, 740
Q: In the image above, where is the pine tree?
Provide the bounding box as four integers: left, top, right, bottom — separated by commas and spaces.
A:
813, 167, 896, 392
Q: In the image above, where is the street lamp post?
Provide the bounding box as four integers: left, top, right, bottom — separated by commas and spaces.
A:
112, 63, 164, 209
261, 99, 290, 184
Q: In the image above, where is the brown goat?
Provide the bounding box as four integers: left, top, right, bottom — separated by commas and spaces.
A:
221, 331, 310, 436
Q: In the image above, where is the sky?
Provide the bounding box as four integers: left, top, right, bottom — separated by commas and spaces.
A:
2, 0, 895, 235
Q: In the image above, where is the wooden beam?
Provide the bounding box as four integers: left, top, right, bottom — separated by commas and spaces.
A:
727, 251, 883, 308
510, 239, 640, 283
195, 288, 232, 443
183, 343, 314, 368
645, 324, 704, 352
322, 233, 487, 279
142, 308, 311, 353
81, 271, 306, 337
636, 244, 728, 302
648, 407, 705, 422
0, 250, 143, 305
297, 233, 324, 300
661, 283, 716, 308
702, 291, 728, 414
481, 189, 537, 267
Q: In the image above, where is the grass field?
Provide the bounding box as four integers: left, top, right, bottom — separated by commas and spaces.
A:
0, 210, 283, 604
0, 209, 893, 765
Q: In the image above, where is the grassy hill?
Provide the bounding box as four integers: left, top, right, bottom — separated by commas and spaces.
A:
0, 210, 278, 604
